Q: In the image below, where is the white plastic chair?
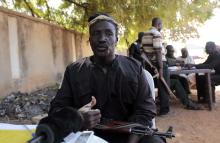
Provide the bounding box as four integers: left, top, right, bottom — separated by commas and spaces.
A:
143, 69, 156, 129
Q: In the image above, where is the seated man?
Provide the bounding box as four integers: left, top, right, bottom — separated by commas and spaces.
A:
49, 13, 165, 143
177, 48, 196, 89
166, 45, 191, 94
177, 48, 195, 66
166, 45, 200, 110
170, 78, 201, 110
195, 41, 220, 102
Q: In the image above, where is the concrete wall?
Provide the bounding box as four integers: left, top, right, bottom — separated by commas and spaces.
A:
0, 7, 92, 97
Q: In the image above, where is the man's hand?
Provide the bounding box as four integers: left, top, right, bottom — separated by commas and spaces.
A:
178, 60, 185, 67
78, 96, 101, 129
185, 64, 195, 69
81, 109, 101, 129
151, 66, 159, 78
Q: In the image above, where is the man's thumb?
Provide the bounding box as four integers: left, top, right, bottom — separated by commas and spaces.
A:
78, 96, 96, 112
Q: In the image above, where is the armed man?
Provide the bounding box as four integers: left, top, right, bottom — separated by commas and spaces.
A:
141, 17, 170, 115
46, 13, 167, 143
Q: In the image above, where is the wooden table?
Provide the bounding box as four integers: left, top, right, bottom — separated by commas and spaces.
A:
169, 68, 214, 110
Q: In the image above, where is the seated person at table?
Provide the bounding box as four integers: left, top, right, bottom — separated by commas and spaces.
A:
177, 48, 196, 88
195, 41, 220, 102
165, 45, 182, 66
166, 45, 191, 94
177, 48, 195, 65
49, 13, 165, 143
170, 78, 201, 110
165, 45, 201, 110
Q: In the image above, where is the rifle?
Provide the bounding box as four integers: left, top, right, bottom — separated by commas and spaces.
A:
28, 121, 175, 143
140, 52, 177, 100
95, 120, 175, 139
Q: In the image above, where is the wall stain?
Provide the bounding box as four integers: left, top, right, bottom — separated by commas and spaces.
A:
62, 31, 71, 66
17, 18, 32, 78
0, 14, 9, 80
50, 26, 57, 65
74, 33, 83, 59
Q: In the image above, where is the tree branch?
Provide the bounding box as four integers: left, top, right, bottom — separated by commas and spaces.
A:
44, 0, 51, 20
23, 0, 35, 17
64, 0, 87, 9
1, 0, 9, 7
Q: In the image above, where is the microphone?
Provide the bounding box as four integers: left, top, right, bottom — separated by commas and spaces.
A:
28, 107, 83, 143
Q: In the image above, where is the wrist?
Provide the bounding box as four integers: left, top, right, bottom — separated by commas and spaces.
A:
78, 111, 87, 130
127, 134, 142, 143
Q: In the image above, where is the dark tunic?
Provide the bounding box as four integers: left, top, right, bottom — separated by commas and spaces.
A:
128, 41, 144, 63
196, 51, 220, 101
49, 55, 156, 127
196, 51, 220, 74
166, 56, 178, 66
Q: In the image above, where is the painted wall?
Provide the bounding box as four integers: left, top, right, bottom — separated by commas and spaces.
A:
0, 7, 92, 97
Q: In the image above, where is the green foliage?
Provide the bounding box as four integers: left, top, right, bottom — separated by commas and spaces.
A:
1, 0, 219, 50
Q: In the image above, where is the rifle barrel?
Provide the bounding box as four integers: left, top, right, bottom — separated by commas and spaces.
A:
153, 132, 175, 138
28, 135, 44, 143
130, 127, 175, 139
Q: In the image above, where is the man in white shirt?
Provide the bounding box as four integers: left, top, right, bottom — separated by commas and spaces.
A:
177, 48, 195, 65
141, 17, 170, 115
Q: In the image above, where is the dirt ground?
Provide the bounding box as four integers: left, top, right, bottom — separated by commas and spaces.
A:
156, 86, 220, 143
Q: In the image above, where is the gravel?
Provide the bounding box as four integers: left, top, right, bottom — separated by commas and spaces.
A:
0, 85, 58, 121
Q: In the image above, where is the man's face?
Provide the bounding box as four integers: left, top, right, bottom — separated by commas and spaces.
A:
167, 47, 174, 57
157, 21, 162, 31
89, 21, 117, 58
205, 44, 214, 55
181, 49, 188, 58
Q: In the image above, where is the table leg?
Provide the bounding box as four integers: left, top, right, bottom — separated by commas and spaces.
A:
196, 73, 205, 102
205, 73, 213, 111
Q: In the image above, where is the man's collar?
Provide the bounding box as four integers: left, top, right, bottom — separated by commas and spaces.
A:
89, 55, 118, 69
150, 26, 157, 30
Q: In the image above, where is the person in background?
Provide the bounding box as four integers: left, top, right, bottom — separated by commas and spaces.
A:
177, 47, 196, 89
169, 78, 202, 110
177, 48, 195, 66
49, 13, 165, 143
165, 45, 183, 67
165, 45, 201, 110
128, 32, 145, 64
195, 41, 220, 102
141, 17, 170, 116
166, 45, 191, 94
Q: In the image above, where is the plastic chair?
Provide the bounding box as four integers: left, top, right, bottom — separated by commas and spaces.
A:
143, 69, 156, 129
